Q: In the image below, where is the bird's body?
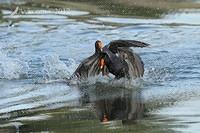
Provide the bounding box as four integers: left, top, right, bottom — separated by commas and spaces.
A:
70, 40, 150, 80
102, 46, 130, 79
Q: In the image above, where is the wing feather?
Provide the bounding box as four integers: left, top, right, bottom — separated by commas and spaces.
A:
108, 40, 150, 53
70, 54, 101, 80
118, 48, 144, 78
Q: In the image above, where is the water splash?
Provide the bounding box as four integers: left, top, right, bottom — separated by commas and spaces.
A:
42, 54, 76, 80
0, 52, 28, 80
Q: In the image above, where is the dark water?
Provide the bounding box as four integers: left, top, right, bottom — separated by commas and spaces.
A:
0, 0, 200, 132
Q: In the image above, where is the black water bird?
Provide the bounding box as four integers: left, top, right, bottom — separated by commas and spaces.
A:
71, 40, 149, 80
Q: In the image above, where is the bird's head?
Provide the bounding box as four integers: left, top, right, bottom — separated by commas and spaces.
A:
95, 40, 105, 70
95, 40, 104, 54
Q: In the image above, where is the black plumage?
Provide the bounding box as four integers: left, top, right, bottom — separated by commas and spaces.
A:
71, 40, 149, 80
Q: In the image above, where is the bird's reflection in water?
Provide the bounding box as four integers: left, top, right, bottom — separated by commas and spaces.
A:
79, 82, 145, 124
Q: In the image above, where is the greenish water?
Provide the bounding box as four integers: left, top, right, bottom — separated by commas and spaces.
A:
0, 0, 200, 133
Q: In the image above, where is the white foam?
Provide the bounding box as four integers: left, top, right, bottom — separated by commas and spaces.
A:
0, 52, 28, 80
42, 54, 72, 80
76, 74, 143, 89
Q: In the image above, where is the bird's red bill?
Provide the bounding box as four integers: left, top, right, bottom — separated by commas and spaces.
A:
99, 58, 105, 70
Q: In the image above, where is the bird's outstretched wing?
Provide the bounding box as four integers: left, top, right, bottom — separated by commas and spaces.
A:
106, 40, 149, 78
70, 54, 101, 80
118, 48, 144, 78
107, 40, 150, 53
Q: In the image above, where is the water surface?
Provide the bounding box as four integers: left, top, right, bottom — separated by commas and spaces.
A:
0, 0, 200, 132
